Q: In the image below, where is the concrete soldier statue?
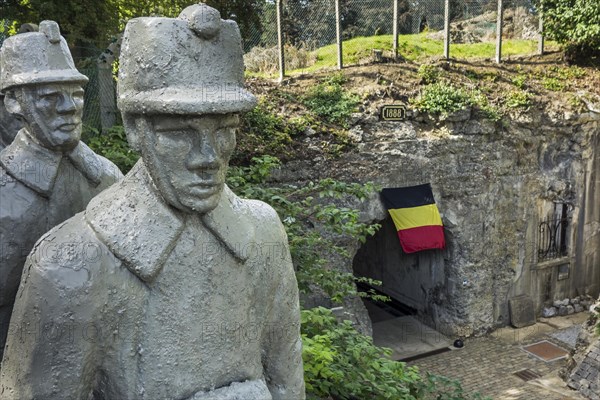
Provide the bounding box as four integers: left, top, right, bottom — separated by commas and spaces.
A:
0, 21, 123, 362
0, 5, 305, 399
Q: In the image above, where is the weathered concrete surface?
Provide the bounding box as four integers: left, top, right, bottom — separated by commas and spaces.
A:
276, 103, 600, 337
509, 295, 536, 328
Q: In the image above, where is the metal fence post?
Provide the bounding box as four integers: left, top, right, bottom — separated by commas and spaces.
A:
393, 0, 399, 59
444, 0, 450, 59
276, 0, 285, 81
538, 7, 544, 55
97, 37, 121, 133
335, 0, 343, 69
496, 0, 503, 64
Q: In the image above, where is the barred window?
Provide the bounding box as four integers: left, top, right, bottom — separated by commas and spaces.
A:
537, 202, 571, 262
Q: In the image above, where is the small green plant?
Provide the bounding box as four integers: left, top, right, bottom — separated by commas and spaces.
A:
473, 93, 502, 122
554, 66, 586, 80
84, 125, 140, 173
542, 77, 565, 91
417, 64, 441, 84
411, 82, 501, 121
568, 94, 587, 112
504, 90, 532, 109
303, 73, 360, 127
411, 82, 472, 115
511, 74, 528, 89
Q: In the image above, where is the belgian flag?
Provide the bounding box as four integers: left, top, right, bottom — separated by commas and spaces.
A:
381, 184, 445, 253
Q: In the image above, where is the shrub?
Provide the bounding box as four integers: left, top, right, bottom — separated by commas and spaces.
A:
540, 0, 600, 60
227, 156, 382, 303
302, 307, 422, 400
84, 125, 139, 173
303, 73, 360, 127
302, 307, 490, 400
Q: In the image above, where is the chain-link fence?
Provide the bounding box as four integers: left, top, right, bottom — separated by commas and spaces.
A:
0, 20, 10, 48
73, 46, 119, 136
243, 0, 544, 77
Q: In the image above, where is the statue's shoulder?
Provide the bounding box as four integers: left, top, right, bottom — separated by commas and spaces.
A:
25, 212, 113, 289
0, 163, 44, 208
227, 188, 287, 238
76, 141, 124, 185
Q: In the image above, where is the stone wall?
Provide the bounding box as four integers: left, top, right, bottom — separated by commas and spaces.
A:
276, 105, 600, 336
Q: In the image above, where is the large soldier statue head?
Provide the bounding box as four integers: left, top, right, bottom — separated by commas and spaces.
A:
118, 4, 256, 214
1, 21, 88, 153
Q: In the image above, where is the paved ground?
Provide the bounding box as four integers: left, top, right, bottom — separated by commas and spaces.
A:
407, 313, 590, 400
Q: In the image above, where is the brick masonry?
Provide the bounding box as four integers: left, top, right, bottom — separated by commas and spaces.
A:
409, 336, 579, 399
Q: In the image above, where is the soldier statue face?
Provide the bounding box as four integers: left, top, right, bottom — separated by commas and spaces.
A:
5, 83, 84, 152
134, 113, 238, 214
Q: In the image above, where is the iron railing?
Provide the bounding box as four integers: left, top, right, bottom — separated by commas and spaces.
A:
537, 213, 569, 262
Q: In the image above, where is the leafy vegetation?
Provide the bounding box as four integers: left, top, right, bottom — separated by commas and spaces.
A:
227, 155, 381, 303
1, 0, 264, 50
542, 77, 565, 91
540, 0, 600, 60
302, 73, 361, 127
85, 125, 139, 173
411, 82, 471, 115
504, 90, 533, 109
417, 64, 442, 84
302, 307, 422, 400
235, 98, 308, 163
511, 74, 527, 89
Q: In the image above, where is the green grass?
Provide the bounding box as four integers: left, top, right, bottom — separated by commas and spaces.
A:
281, 33, 558, 74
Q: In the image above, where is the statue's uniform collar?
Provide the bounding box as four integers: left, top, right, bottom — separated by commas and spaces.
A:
85, 161, 253, 283
0, 128, 104, 197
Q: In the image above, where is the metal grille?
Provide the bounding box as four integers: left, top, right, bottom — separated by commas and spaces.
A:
537, 204, 569, 262
513, 368, 541, 381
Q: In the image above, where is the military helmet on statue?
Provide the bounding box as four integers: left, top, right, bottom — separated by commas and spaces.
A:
117, 3, 257, 115
0, 20, 88, 92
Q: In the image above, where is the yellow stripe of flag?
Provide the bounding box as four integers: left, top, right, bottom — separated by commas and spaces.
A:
389, 204, 443, 231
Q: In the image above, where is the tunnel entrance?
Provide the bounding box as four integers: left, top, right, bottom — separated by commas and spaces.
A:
353, 216, 451, 360
353, 216, 446, 313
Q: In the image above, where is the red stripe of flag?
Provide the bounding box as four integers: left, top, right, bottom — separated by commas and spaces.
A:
397, 225, 446, 254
